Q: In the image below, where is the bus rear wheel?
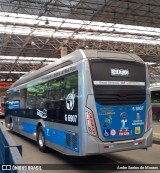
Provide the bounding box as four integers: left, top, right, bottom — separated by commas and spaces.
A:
37, 126, 47, 152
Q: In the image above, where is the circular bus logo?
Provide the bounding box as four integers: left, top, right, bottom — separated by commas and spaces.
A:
66, 93, 75, 110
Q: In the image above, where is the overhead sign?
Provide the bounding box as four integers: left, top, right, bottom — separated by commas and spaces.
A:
110, 68, 129, 77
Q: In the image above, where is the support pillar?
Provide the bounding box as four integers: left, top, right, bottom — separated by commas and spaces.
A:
60, 46, 68, 57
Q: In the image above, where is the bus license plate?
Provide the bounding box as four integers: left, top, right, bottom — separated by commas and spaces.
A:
118, 130, 130, 136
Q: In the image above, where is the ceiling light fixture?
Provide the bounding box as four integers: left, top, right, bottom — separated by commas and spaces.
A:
31, 41, 36, 45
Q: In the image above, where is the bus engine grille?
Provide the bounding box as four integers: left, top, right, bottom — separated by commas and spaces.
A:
66, 133, 71, 147
66, 133, 78, 151
95, 94, 146, 106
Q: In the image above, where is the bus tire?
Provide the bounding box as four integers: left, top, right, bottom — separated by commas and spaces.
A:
37, 126, 47, 152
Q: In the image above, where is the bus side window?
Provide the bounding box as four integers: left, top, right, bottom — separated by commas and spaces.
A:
64, 72, 78, 97
26, 86, 37, 109
27, 83, 47, 109
20, 88, 27, 109
48, 78, 65, 101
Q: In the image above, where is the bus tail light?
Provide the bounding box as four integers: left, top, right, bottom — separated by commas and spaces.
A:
86, 111, 97, 136
146, 106, 152, 131
134, 141, 143, 146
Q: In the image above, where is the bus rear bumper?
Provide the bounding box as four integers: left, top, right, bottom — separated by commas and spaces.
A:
83, 128, 152, 156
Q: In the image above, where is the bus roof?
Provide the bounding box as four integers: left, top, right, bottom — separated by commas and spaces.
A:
9, 49, 144, 89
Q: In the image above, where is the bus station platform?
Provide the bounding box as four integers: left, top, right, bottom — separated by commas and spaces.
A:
153, 120, 160, 145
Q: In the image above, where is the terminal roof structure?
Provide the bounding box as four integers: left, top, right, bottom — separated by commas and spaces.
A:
0, 0, 160, 83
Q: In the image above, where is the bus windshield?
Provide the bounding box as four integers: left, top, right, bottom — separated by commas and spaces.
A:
90, 59, 146, 91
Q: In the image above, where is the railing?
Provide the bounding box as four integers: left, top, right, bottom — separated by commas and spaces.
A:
0, 123, 28, 173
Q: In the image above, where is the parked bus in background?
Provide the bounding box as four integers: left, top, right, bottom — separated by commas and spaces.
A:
150, 85, 160, 122
4, 49, 152, 156
0, 96, 5, 117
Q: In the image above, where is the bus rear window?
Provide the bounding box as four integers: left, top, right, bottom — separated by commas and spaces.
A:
89, 59, 146, 96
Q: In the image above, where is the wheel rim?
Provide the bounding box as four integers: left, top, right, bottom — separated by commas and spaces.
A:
38, 132, 44, 147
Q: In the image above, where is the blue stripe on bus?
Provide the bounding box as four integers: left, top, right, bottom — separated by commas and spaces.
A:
44, 128, 79, 153
22, 122, 36, 134
22, 122, 79, 153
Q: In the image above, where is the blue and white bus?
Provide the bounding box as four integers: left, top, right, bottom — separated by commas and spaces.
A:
5, 49, 152, 156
